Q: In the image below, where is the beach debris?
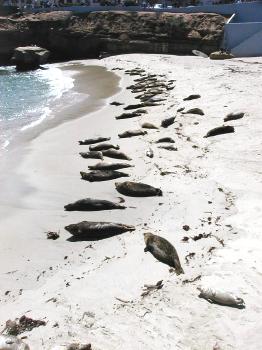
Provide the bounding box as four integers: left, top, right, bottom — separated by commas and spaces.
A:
158, 145, 178, 151
50, 344, 92, 350
184, 108, 204, 115
197, 286, 245, 308
115, 181, 162, 197
88, 161, 133, 171
192, 233, 211, 241
144, 232, 184, 274
146, 148, 154, 158
141, 280, 164, 297
64, 198, 126, 211
80, 170, 129, 182
209, 51, 235, 60
183, 94, 201, 101
224, 112, 244, 122
89, 143, 119, 151
181, 236, 189, 242
141, 122, 158, 129
78, 137, 110, 145
204, 125, 234, 138
102, 149, 132, 160
0, 334, 30, 350
118, 129, 147, 138
192, 49, 208, 58
110, 101, 124, 106
4, 316, 46, 336
46, 231, 60, 240
79, 151, 103, 160
156, 137, 175, 143
185, 252, 195, 263
161, 116, 175, 128
182, 275, 201, 285
64, 221, 135, 240
183, 225, 190, 231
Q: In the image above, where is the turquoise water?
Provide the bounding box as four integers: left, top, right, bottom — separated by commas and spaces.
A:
0, 65, 73, 149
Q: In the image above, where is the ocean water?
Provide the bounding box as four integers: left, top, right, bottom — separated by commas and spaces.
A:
0, 65, 74, 149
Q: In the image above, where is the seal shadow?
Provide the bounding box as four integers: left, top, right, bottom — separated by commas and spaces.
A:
67, 232, 125, 242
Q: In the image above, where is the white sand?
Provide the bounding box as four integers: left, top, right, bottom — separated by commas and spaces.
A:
0, 54, 262, 350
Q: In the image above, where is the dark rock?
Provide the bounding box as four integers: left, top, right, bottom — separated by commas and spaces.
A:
11, 46, 50, 71
46, 231, 60, 240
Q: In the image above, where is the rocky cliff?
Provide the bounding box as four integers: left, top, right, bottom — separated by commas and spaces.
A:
0, 10, 226, 64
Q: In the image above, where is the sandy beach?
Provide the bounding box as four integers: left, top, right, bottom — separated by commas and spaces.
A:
0, 54, 262, 350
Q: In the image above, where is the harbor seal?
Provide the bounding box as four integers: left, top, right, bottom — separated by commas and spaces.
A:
118, 129, 147, 138
197, 287, 245, 308
78, 137, 110, 145
224, 112, 244, 122
88, 162, 133, 171
80, 170, 129, 182
65, 221, 135, 240
102, 149, 132, 161
89, 143, 119, 152
115, 181, 162, 197
79, 151, 103, 160
184, 108, 204, 116
204, 125, 234, 138
161, 116, 175, 128
64, 198, 126, 211
183, 94, 201, 101
143, 232, 184, 274
0, 335, 30, 350
141, 122, 158, 129
156, 137, 175, 143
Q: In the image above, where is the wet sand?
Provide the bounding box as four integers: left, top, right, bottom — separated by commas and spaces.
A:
0, 54, 262, 350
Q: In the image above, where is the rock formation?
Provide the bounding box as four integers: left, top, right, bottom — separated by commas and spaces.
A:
11, 45, 50, 70
0, 11, 226, 65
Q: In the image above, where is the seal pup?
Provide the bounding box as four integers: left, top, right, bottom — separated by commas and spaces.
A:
79, 151, 103, 160
64, 198, 126, 211
115, 181, 162, 197
88, 161, 133, 171
118, 129, 147, 138
197, 287, 245, 308
80, 170, 129, 182
78, 137, 110, 145
0, 335, 30, 350
65, 221, 135, 240
141, 122, 158, 129
89, 143, 119, 152
161, 116, 175, 128
102, 149, 132, 161
204, 125, 234, 138
143, 232, 184, 275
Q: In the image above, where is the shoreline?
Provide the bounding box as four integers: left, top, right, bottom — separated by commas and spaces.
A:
0, 54, 261, 350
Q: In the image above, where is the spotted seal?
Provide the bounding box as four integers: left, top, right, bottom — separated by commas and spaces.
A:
102, 149, 132, 161
143, 232, 184, 274
118, 129, 147, 138
78, 137, 110, 145
89, 143, 119, 152
64, 198, 126, 211
80, 170, 129, 182
115, 181, 162, 197
79, 151, 103, 160
88, 162, 133, 171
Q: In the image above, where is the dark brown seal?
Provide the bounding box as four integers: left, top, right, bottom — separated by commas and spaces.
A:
184, 108, 204, 116
65, 221, 135, 240
161, 116, 175, 128
224, 112, 244, 122
204, 125, 234, 138
156, 137, 175, 143
80, 170, 129, 182
102, 149, 132, 161
89, 143, 119, 152
64, 198, 126, 211
115, 181, 162, 197
144, 232, 184, 274
88, 162, 133, 171
78, 137, 110, 145
183, 94, 201, 101
118, 129, 147, 138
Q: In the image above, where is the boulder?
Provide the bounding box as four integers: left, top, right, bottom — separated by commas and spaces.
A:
209, 51, 235, 60
11, 46, 50, 71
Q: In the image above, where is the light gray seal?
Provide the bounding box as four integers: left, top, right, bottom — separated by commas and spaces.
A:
89, 143, 119, 151
80, 170, 129, 182
64, 198, 126, 211
115, 181, 162, 197
79, 151, 103, 160
65, 221, 135, 240
144, 232, 184, 275
78, 137, 110, 145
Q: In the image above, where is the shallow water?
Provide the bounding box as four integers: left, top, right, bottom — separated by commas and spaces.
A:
0, 65, 73, 149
